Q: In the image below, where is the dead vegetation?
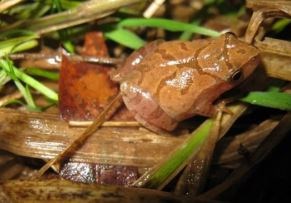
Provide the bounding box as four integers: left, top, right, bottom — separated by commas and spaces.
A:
0, 0, 291, 202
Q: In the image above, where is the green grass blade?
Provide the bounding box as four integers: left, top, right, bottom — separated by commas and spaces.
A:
0, 40, 38, 57
0, 29, 37, 39
50, 0, 75, 53
0, 70, 10, 88
118, 18, 220, 37
25, 68, 59, 81
0, 35, 39, 57
0, 59, 58, 101
14, 79, 37, 109
272, 19, 291, 33
2, 99, 25, 107
135, 119, 213, 189
179, 19, 201, 40
240, 91, 291, 111
7, 1, 50, 19
105, 28, 145, 49
2, 59, 38, 109
58, 0, 81, 10
105, 17, 219, 49
14, 67, 58, 101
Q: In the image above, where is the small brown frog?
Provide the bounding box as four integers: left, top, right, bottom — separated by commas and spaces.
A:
112, 33, 260, 132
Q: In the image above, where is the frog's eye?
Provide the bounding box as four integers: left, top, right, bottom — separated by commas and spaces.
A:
230, 70, 242, 82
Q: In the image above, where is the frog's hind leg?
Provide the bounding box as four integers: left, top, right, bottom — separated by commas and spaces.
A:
121, 83, 178, 132
214, 100, 234, 116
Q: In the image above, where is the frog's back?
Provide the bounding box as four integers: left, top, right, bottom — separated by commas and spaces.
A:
124, 39, 219, 119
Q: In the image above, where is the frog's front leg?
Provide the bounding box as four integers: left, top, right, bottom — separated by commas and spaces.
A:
189, 81, 235, 118
110, 40, 163, 82
193, 101, 233, 119
192, 101, 217, 118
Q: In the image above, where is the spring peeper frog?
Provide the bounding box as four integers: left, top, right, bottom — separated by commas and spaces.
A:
111, 33, 260, 132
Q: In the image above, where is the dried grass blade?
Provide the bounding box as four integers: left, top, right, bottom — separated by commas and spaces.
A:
198, 112, 291, 199
0, 151, 15, 166
132, 119, 214, 190
255, 37, 291, 57
0, 179, 187, 203
0, 159, 24, 180
214, 119, 279, 168
0, 0, 24, 13
260, 53, 291, 81
244, 2, 290, 44
175, 103, 248, 196
0, 108, 187, 168
255, 37, 291, 81
247, 0, 291, 15
1, 0, 142, 35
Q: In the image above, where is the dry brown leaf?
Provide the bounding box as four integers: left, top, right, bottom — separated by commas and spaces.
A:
59, 32, 119, 120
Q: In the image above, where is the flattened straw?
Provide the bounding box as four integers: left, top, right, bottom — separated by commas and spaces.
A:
69, 121, 140, 127
198, 112, 291, 199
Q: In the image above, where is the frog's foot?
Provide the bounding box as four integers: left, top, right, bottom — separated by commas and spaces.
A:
214, 101, 234, 116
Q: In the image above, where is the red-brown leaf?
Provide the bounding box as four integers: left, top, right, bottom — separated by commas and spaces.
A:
59, 32, 119, 120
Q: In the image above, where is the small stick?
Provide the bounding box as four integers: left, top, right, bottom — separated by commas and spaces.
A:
143, 0, 165, 18
9, 53, 122, 65
36, 93, 123, 177
68, 55, 123, 65
69, 120, 140, 127
0, 0, 24, 12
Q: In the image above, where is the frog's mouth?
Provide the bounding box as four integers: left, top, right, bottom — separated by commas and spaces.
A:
120, 82, 178, 132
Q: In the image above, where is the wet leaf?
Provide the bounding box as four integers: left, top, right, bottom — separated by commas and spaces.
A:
59, 32, 119, 120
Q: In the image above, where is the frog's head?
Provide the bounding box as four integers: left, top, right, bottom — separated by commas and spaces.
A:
198, 32, 260, 84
